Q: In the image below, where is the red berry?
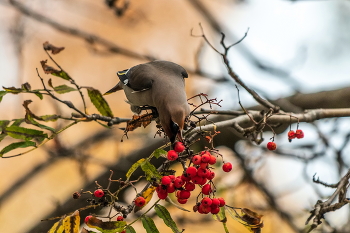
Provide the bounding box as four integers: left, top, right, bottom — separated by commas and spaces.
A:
167, 150, 178, 161
218, 197, 225, 207
201, 197, 212, 207
267, 141, 277, 151
161, 176, 171, 186
157, 191, 168, 199
121, 231, 126, 233
84, 215, 92, 224
198, 204, 211, 214
181, 174, 191, 182
134, 196, 146, 207
197, 168, 209, 177
222, 162, 232, 172
177, 198, 188, 204
192, 175, 203, 184
207, 171, 215, 180
186, 166, 197, 177
198, 177, 207, 186
211, 206, 220, 214
201, 184, 212, 195
174, 178, 184, 189
168, 175, 175, 181
174, 142, 185, 153
93, 189, 104, 198
295, 129, 304, 139
211, 198, 220, 206
192, 155, 202, 165
166, 183, 176, 193
117, 216, 124, 221
208, 155, 217, 165
178, 190, 191, 199
185, 182, 196, 191
288, 130, 296, 140
200, 162, 208, 169
201, 153, 211, 163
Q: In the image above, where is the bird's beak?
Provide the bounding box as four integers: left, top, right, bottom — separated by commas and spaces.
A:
104, 84, 122, 95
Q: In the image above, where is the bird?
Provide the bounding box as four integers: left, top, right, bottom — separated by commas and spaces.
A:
105, 60, 190, 144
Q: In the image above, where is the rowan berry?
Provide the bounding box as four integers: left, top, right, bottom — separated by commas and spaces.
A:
174, 177, 184, 189
178, 190, 191, 199
117, 216, 124, 221
211, 206, 220, 214
166, 183, 176, 193
157, 191, 168, 199
168, 175, 176, 181
167, 150, 178, 161
184, 181, 196, 191
201, 183, 212, 195
134, 196, 146, 207
208, 155, 217, 165
161, 176, 171, 186
211, 198, 220, 206
84, 215, 92, 224
198, 177, 207, 185
93, 189, 104, 198
217, 197, 225, 207
181, 174, 191, 182
192, 155, 202, 165
295, 129, 304, 139
177, 198, 188, 204
200, 162, 208, 169
207, 171, 215, 180
222, 162, 232, 172
186, 166, 197, 177
192, 176, 203, 184
72, 191, 81, 199
267, 141, 277, 151
174, 142, 185, 153
197, 168, 209, 177
288, 130, 296, 141
201, 197, 212, 207
201, 153, 211, 163
199, 204, 211, 214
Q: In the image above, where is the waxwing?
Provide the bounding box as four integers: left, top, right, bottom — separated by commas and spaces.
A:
105, 60, 190, 143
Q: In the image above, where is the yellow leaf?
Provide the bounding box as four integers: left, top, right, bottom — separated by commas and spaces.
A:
134, 186, 157, 213
63, 210, 80, 233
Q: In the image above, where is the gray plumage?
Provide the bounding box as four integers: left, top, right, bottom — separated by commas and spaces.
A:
105, 60, 190, 143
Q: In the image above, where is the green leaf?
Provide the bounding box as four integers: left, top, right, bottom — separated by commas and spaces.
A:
155, 204, 182, 233
52, 70, 71, 80
0, 91, 7, 102
126, 158, 146, 179
87, 87, 114, 117
86, 216, 126, 233
34, 92, 43, 100
0, 134, 7, 142
53, 85, 77, 94
151, 148, 167, 159
141, 216, 160, 233
0, 141, 36, 157
212, 206, 227, 222
141, 160, 162, 182
39, 114, 59, 122
0, 120, 10, 131
10, 119, 25, 127
2, 86, 23, 94
5, 126, 48, 143
25, 113, 55, 133
125, 225, 136, 233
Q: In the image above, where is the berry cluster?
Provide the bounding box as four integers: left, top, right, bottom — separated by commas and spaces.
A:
288, 129, 304, 142
266, 128, 305, 150
166, 142, 186, 160
162, 149, 232, 215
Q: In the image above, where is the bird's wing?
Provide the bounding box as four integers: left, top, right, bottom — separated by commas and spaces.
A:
117, 66, 153, 92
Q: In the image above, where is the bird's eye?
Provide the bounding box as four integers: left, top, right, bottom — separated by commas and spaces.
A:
181, 71, 188, 78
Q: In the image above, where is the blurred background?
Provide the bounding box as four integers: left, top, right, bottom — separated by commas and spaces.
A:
1, 0, 350, 232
